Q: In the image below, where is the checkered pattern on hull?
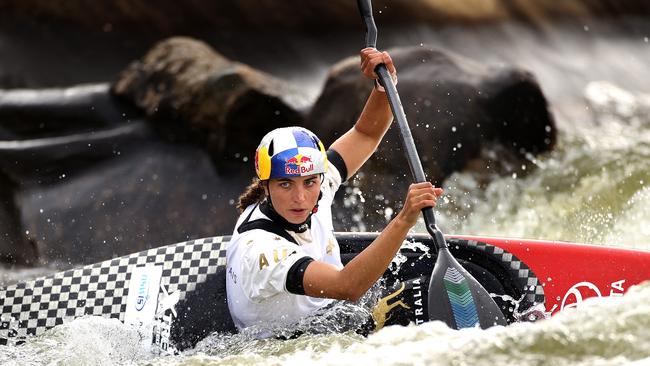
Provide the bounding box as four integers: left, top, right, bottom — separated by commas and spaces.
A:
454, 238, 546, 306
0, 236, 229, 346
1, 233, 544, 347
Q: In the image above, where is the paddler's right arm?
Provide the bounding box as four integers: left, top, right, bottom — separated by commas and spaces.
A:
302, 182, 443, 302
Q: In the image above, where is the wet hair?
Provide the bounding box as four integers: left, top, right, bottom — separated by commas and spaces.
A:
236, 178, 267, 212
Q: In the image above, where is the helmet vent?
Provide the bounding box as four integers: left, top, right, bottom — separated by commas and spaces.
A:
268, 139, 275, 156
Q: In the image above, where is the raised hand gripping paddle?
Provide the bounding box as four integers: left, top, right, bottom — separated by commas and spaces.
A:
356, 0, 507, 329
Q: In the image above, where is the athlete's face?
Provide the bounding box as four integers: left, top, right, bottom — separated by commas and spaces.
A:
267, 174, 321, 224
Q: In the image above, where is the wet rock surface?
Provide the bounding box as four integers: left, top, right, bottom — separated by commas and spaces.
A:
16, 142, 247, 264
307, 47, 555, 229
2, 0, 649, 32
0, 36, 557, 264
113, 37, 308, 170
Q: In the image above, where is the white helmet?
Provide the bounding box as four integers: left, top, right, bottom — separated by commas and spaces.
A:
255, 127, 328, 180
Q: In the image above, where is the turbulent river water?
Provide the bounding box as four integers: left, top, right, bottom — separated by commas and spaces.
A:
2, 17, 650, 366
438, 82, 650, 249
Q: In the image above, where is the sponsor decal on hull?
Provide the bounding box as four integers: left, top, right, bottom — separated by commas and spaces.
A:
560, 280, 626, 310
124, 266, 163, 353
152, 284, 180, 354
411, 278, 427, 326
125, 266, 163, 323
372, 282, 410, 330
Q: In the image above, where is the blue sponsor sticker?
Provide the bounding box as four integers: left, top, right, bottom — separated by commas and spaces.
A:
135, 273, 150, 311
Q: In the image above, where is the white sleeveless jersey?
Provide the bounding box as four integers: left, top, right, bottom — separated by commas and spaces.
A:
226, 163, 344, 334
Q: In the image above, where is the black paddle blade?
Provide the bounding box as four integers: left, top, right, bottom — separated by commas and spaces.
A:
428, 247, 507, 329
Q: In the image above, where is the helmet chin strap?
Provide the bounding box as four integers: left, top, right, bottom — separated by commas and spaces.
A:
311, 191, 323, 214
261, 175, 324, 233
312, 173, 325, 214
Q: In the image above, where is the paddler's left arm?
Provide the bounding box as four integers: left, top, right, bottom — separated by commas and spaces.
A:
329, 47, 396, 180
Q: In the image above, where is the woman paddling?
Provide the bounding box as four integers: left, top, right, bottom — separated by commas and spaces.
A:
226, 47, 443, 335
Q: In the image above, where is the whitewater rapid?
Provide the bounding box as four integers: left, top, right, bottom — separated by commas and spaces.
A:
2, 16, 650, 366
2, 79, 649, 366
2, 281, 650, 366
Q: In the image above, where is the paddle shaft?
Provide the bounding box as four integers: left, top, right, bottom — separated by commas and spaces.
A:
356, 0, 447, 250
356, 2, 507, 329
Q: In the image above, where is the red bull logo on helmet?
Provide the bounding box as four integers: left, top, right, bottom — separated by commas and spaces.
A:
285, 153, 314, 175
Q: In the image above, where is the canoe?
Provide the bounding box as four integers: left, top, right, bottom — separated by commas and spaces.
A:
1, 232, 649, 352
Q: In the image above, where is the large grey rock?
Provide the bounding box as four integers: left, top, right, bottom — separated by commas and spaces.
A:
0, 82, 150, 185
17, 142, 246, 265
0, 172, 38, 265
113, 37, 307, 170
307, 47, 556, 230
0, 83, 140, 138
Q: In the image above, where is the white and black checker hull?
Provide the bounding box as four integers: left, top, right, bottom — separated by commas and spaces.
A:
1, 233, 544, 350
1, 236, 230, 349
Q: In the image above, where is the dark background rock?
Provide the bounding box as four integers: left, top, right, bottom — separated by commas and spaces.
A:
113, 37, 308, 173
16, 141, 247, 264
0, 172, 38, 265
0, 83, 150, 186
0, 38, 557, 263
2, 0, 649, 32
1, 1, 649, 92
306, 47, 555, 229
2, 1, 644, 267
0, 121, 153, 185
0, 83, 141, 138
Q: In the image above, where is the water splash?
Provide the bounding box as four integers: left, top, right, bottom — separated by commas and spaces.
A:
6, 282, 650, 365
154, 281, 650, 366
0, 316, 150, 366
490, 292, 551, 323
387, 239, 429, 275
435, 82, 650, 248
